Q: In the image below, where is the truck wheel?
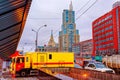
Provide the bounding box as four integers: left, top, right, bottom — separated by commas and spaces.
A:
20, 71, 26, 77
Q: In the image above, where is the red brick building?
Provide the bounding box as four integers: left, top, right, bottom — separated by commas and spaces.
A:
72, 39, 93, 58
92, 2, 120, 56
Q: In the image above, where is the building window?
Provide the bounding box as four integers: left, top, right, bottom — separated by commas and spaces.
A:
110, 31, 113, 35
110, 26, 113, 29
105, 27, 108, 31
102, 29, 104, 32
63, 29, 67, 34
110, 37, 113, 40
109, 15, 112, 18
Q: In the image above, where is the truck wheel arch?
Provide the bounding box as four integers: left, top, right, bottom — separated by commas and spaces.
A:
20, 70, 26, 77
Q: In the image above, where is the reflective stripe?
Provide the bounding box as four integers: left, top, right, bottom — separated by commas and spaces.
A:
33, 62, 74, 65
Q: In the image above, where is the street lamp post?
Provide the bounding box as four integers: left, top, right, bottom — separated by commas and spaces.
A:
32, 24, 47, 51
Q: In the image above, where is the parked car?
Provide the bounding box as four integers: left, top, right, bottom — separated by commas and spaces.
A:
84, 62, 115, 73
74, 63, 82, 68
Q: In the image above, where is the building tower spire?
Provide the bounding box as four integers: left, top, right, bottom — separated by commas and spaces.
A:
48, 30, 56, 47
69, 1, 73, 11
51, 30, 53, 36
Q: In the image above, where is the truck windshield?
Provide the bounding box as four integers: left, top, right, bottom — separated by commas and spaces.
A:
16, 57, 24, 63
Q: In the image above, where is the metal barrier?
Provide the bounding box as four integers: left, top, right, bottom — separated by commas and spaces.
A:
69, 68, 120, 80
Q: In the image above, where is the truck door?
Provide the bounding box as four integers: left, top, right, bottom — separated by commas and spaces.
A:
16, 57, 25, 72
38, 53, 47, 67
25, 56, 30, 68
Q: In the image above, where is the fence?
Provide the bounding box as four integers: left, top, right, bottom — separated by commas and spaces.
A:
69, 68, 120, 80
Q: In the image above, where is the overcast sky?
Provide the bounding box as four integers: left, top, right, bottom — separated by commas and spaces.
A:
17, 0, 119, 51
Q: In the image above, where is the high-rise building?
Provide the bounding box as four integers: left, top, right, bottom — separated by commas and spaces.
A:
48, 30, 56, 47
92, 1, 120, 56
59, 2, 79, 52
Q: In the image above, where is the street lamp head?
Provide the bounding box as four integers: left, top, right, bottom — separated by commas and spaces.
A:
32, 29, 36, 32
32, 29, 34, 31
44, 24, 47, 27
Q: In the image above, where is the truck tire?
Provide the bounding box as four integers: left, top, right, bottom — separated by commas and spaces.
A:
20, 70, 26, 77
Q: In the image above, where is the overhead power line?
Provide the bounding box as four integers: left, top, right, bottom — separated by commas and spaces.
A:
45, 0, 97, 45
25, 0, 97, 47
76, 0, 92, 15
76, 0, 98, 21
41, 27, 60, 45
28, 18, 61, 20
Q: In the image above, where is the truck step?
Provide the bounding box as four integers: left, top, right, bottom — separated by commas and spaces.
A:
30, 70, 38, 72
30, 70, 39, 75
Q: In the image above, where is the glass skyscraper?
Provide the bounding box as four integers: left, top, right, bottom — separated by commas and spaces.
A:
59, 2, 79, 52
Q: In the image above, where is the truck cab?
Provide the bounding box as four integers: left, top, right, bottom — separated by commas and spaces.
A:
10, 56, 26, 77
